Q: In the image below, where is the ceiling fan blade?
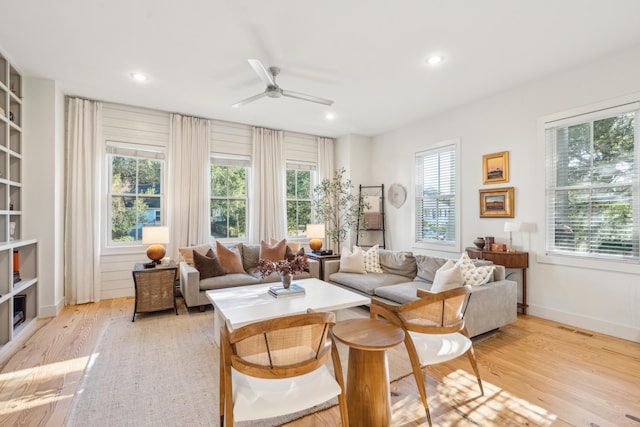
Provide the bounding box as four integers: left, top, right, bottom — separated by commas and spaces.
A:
231, 92, 267, 108
282, 89, 334, 106
248, 59, 275, 87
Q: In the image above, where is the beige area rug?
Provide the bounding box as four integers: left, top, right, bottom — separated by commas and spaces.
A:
66, 306, 413, 427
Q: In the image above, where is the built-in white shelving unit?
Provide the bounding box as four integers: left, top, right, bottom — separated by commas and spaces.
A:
0, 50, 38, 348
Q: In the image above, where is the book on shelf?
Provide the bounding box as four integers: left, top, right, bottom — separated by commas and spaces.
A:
268, 283, 305, 297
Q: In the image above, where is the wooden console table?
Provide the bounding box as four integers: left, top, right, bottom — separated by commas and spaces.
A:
466, 247, 529, 315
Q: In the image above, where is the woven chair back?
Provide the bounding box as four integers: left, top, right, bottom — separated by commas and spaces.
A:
227, 311, 335, 379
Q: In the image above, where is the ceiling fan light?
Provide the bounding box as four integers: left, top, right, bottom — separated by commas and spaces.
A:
426, 55, 444, 65
130, 72, 148, 82
325, 112, 335, 120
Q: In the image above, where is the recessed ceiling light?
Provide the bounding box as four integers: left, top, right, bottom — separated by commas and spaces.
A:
325, 112, 336, 120
426, 56, 444, 65
130, 72, 148, 82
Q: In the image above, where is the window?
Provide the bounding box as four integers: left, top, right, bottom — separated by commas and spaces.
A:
415, 142, 458, 248
286, 164, 314, 237
108, 146, 164, 244
210, 156, 249, 239
545, 103, 639, 261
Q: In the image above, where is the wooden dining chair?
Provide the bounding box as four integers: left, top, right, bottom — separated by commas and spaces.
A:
370, 285, 484, 426
219, 311, 348, 426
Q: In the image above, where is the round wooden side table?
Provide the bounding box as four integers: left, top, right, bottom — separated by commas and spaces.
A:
332, 318, 405, 426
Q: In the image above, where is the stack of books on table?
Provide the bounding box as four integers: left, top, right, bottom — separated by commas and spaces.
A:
269, 284, 305, 298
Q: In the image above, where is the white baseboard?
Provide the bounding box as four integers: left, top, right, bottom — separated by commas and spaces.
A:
39, 297, 64, 318
101, 288, 134, 300
527, 304, 639, 343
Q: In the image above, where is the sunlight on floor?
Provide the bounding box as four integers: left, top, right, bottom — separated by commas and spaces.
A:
392, 369, 558, 426
0, 355, 91, 416
438, 369, 557, 425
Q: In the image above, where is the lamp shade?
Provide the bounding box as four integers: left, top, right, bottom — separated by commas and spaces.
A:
305, 224, 325, 238
142, 226, 170, 244
503, 222, 521, 232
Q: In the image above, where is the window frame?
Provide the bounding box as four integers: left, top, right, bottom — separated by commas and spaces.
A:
285, 162, 316, 238
210, 154, 250, 242
412, 138, 461, 253
544, 101, 640, 263
105, 143, 166, 248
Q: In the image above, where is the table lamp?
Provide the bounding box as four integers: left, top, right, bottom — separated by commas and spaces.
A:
306, 224, 326, 254
142, 226, 169, 266
503, 222, 521, 253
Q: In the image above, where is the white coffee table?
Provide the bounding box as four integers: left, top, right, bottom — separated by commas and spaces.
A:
206, 278, 371, 346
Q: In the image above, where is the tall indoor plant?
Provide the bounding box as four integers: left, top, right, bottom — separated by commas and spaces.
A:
312, 167, 368, 252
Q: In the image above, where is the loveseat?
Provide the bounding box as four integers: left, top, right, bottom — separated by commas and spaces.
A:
324, 249, 517, 337
179, 242, 319, 308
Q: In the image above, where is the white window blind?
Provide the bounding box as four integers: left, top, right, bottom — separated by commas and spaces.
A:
415, 144, 457, 246
545, 103, 639, 261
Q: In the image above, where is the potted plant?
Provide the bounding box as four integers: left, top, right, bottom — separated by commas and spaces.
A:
256, 255, 309, 289
312, 167, 368, 252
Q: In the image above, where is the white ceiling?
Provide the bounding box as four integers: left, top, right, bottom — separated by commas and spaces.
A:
2, 0, 640, 138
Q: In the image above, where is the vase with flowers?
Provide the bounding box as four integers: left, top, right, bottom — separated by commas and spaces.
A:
256, 255, 309, 289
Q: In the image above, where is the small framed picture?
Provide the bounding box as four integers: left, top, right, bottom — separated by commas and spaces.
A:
479, 187, 514, 218
482, 151, 509, 184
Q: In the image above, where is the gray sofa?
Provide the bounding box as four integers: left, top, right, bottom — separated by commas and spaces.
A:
324, 250, 517, 337
180, 243, 319, 308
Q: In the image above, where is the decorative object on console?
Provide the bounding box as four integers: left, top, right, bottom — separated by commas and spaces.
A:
482, 150, 509, 184
490, 243, 507, 252
388, 183, 407, 208
485, 236, 495, 246
142, 226, 169, 267
504, 221, 521, 252
473, 237, 486, 249
305, 223, 326, 253
256, 254, 309, 289
479, 187, 514, 218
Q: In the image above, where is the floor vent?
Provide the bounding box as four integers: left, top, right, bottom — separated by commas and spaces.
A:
557, 325, 593, 337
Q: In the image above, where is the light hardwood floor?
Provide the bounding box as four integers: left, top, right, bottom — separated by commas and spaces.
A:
0, 297, 638, 426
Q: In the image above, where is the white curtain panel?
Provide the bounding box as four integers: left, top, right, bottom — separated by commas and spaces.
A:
64, 98, 103, 305
250, 127, 286, 242
168, 115, 211, 259
317, 137, 336, 252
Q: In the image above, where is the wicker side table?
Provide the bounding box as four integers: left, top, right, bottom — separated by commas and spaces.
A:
132, 262, 178, 322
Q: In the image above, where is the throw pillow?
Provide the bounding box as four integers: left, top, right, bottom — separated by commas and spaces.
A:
260, 239, 287, 262
271, 238, 301, 252
178, 244, 213, 267
241, 243, 261, 271
215, 241, 246, 274
361, 244, 383, 273
430, 259, 463, 293
285, 245, 305, 261
455, 253, 494, 286
339, 246, 367, 274
193, 249, 225, 279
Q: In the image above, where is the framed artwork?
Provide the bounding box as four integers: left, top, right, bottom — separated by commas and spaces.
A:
482, 151, 509, 184
479, 187, 514, 218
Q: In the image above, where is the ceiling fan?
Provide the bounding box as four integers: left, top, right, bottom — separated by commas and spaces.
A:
232, 59, 334, 108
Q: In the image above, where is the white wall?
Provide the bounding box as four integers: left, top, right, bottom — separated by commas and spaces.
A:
23, 77, 65, 317
335, 134, 373, 249
371, 46, 640, 342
